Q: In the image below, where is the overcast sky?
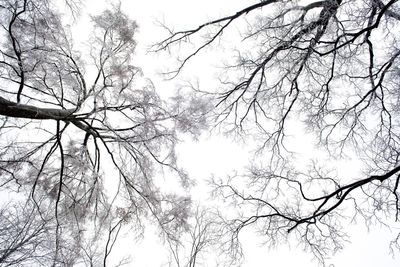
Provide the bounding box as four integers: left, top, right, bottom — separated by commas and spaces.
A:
72, 1, 400, 266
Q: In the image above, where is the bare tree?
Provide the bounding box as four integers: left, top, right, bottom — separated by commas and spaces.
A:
0, 0, 203, 265
0, 200, 52, 266
155, 0, 400, 264
165, 205, 223, 267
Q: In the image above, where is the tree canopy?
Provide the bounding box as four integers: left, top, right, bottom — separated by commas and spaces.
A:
0, 0, 205, 265
155, 0, 400, 264
1, 0, 400, 266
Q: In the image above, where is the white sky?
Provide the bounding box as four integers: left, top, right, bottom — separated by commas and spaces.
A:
73, 1, 400, 266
